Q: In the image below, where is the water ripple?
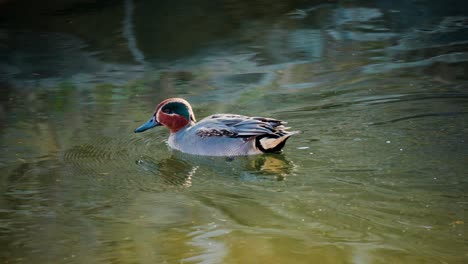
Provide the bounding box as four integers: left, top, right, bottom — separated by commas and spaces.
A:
369, 111, 468, 126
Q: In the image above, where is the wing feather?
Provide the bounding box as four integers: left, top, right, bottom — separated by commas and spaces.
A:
195, 114, 291, 138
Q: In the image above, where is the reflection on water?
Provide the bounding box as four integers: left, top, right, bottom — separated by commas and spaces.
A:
1, 0, 467, 263
136, 153, 295, 187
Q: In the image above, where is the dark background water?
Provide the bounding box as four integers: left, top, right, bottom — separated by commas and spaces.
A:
1, 0, 467, 263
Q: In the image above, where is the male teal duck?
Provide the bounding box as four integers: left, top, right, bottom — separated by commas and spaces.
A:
134, 98, 299, 156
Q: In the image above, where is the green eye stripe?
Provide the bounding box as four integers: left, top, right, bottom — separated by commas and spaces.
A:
163, 102, 190, 120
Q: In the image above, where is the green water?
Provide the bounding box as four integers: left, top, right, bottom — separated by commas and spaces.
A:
1, 0, 467, 263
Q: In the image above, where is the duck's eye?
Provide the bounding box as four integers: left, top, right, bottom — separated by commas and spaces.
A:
162, 108, 172, 114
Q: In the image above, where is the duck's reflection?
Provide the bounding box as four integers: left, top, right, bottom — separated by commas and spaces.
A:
136, 156, 194, 187
249, 154, 296, 181
136, 153, 296, 187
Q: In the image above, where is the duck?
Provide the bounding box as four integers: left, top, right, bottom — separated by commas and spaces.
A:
134, 98, 299, 156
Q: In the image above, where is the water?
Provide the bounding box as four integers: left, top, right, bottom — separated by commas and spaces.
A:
1, 0, 467, 263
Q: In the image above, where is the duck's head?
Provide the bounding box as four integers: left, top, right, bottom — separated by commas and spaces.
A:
134, 98, 196, 133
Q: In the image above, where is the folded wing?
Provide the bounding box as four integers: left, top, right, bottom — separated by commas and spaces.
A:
195, 114, 299, 153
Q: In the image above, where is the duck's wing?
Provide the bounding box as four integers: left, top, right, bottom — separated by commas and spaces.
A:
195, 114, 295, 138
194, 114, 300, 153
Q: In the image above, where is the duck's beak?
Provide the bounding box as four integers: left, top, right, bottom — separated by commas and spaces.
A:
134, 116, 161, 133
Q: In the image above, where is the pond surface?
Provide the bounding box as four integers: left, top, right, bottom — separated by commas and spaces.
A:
1, 0, 467, 263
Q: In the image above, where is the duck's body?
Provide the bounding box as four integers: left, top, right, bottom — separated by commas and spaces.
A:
134, 98, 299, 156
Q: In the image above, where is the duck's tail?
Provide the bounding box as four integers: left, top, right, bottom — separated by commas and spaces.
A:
255, 131, 300, 153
